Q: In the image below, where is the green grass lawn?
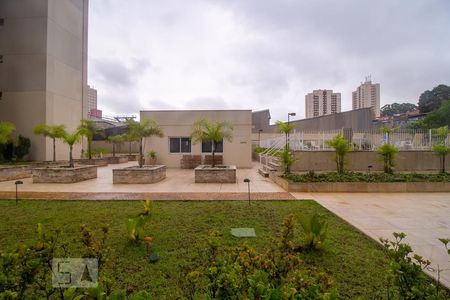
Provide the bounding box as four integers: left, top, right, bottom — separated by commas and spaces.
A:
0, 200, 391, 298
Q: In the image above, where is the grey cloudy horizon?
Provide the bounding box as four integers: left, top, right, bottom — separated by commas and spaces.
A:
88, 0, 450, 122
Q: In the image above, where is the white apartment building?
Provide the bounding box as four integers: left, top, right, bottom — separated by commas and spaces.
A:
352, 78, 380, 118
0, 0, 89, 160
305, 90, 341, 119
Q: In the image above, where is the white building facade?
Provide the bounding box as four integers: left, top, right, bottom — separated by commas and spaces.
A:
352, 79, 380, 118
305, 90, 341, 119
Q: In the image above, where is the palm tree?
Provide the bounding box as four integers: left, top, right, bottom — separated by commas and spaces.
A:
432, 126, 450, 173
106, 134, 124, 157
77, 119, 98, 160
0, 122, 16, 144
276, 121, 296, 150
127, 119, 164, 168
62, 131, 81, 168
124, 119, 138, 155
326, 133, 351, 174
378, 143, 399, 174
190, 119, 233, 168
33, 124, 67, 162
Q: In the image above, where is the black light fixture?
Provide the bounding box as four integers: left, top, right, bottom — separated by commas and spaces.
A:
15, 180, 23, 205
243, 178, 251, 205
367, 165, 373, 174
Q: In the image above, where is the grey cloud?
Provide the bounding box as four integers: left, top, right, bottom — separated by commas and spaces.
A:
184, 97, 231, 110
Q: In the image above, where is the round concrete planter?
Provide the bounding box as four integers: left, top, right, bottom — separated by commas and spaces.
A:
113, 165, 166, 184
32, 165, 98, 183
194, 165, 237, 183
106, 156, 129, 164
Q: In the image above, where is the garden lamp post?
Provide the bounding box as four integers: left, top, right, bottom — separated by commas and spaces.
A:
244, 178, 251, 205
15, 180, 23, 205
287, 112, 296, 149
258, 129, 263, 147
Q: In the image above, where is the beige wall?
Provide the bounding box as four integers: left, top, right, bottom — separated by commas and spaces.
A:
291, 151, 450, 172
0, 0, 88, 161
140, 110, 252, 168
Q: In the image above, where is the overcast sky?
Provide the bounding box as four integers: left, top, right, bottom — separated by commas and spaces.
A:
88, 0, 450, 122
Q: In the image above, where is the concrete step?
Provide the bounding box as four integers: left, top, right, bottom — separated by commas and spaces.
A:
263, 165, 277, 172
258, 168, 270, 177
268, 161, 281, 168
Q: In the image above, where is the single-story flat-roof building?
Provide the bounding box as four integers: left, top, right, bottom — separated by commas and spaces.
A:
140, 110, 252, 168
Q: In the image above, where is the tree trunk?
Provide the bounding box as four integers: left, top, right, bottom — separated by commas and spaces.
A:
69, 145, 74, 168
139, 138, 143, 168
442, 155, 446, 173
129, 142, 132, 155
113, 144, 116, 157
88, 139, 92, 160
52, 137, 56, 162
212, 141, 215, 168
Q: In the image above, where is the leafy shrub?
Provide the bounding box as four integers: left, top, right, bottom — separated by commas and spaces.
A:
254, 146, 267, 153
432, 142, 450, 173
378, 143, 399, 174
285, 172, 450, 183
298, 214, 328, 250
125, 216, 147, 242
14, 135, 31, 160
279, 147, 296, 175
380, 232, 449, 299
325, 134, 351, 174
141, 199, 153, 216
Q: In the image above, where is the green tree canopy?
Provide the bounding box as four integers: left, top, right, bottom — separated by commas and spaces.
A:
33, 124, 67, 162
78, 119, 98, 160
127, 119, 164, 167
0, 122, 16, 144
380, 103, 417, 117
190, 119, 233, 168
106, 134, 125, 157
326, 133, 351, 174
418, 84, 450, 113
423, 99, 450, 128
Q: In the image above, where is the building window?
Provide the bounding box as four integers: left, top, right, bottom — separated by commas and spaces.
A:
169, 137, 191, 153
202, 140, 223, 153
0, 18, 4, 26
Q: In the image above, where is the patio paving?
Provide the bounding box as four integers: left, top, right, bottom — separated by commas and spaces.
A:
0, 161, 292, 200
292, 192, 450, 289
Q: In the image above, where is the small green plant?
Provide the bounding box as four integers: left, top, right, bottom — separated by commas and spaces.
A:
78, 119, 99, 160
142, 199, 154, 215
148, 150, 156, 160
254, 146, 267, 153
125, 216, 147, 242
33, 123, 66, 162
380, 232, 448, 299
62, 130, 81, 168
276, 121, 296, 150
326, 133, 351, 174
298, 213, 328, 250
378, 143, 399, 174
279, 146, 296, 175
106, 134, 124, 157
432, 143, 450, 173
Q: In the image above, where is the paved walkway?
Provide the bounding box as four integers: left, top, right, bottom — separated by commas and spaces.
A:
292, 192, 450, 288
0, 162, 292, 200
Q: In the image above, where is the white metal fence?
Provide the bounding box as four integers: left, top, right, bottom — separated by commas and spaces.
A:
258, 129, 450, 152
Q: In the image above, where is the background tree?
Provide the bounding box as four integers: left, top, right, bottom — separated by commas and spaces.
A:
127, 119, 163, 168
431, 126, 450, 173
33, 124, 67, 162
0, 122, 16, 145
78, 119, 98, 160
62, 131, 81, 168
106, 134, 124, 157
380, 103, 417, 117
423, 99, 450, 128
190, 119, 233, 168
418, 84, 450, 113
14, 135, 31, 160
326, 133, 350, 174
378, 143, 399, 174
276, 121, 296, 150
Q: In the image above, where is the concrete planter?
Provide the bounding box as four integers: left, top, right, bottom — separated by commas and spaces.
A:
113, 165, 166, 184
126, 154, 139, 161
33, 165, 98, 183
0, 165, 32, 182
271, 174, 450, 192
106, 156, 129, 164
74, 158, 109, 166
194, 165, 237, 183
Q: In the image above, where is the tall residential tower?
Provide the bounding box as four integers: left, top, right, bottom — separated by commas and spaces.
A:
305, 90, 341, 119
352, 77, 380, 118
0, 0, 89, 160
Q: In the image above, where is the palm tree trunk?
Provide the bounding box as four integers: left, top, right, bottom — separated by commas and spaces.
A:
52, 137, 56, 162
129, 142, 132, 155
69, 145, 74, 168
88, 139, 92, 160
113, 144, 116, 157
442, 155, 446, 173
139, 138, 143, 168
212, 142, 215, 168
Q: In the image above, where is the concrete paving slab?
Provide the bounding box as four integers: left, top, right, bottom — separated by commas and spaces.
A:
292, 192, 450, 288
